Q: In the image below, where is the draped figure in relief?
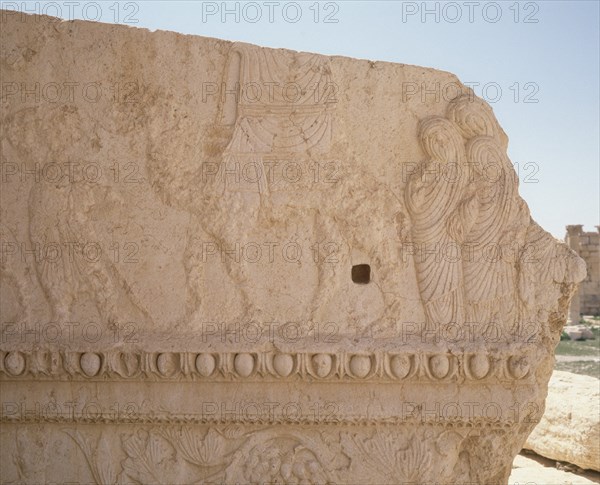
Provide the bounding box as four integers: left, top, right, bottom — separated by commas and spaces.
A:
459, 137, 519, 326
447, 94, 525, 333
404, 117, 468, 330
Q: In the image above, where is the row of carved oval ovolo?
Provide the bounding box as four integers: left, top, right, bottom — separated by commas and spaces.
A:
0, 349, 532, 382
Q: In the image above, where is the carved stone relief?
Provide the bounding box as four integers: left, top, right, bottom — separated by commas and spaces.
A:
0, 11, 586, 484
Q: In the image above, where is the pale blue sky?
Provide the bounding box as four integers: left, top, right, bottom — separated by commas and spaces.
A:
9, 0, 599, 238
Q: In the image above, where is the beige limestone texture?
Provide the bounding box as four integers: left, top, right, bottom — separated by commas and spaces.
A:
510, 453, 600, 485
0, 11, 587, 485
524, 371, 600, 472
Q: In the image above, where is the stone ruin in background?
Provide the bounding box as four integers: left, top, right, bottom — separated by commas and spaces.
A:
566, 225, 600, 322
0, 12, 586, 484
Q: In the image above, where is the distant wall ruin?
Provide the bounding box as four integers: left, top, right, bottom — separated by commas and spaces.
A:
567, 225, 600, 320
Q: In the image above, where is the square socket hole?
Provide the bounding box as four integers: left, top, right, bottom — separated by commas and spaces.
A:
352, 264, 371, 284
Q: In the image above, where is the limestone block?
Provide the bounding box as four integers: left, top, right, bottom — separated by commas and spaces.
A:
0, 11, 586, 485
524, 371, 600, 471
563, 325, 594, 340
510, 454, 599, 484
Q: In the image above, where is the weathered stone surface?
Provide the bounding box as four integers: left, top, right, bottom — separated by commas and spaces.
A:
524, 371, 600, 471
0, 11, 586, 484
510, 453, 600, 484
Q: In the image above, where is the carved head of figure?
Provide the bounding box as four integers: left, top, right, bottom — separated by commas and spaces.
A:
466, 135, 514, 189
418, 116, 466, 166
446, 94, 508, 150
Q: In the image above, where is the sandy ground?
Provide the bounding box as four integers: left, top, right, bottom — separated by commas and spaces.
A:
555, 355, 600, 362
